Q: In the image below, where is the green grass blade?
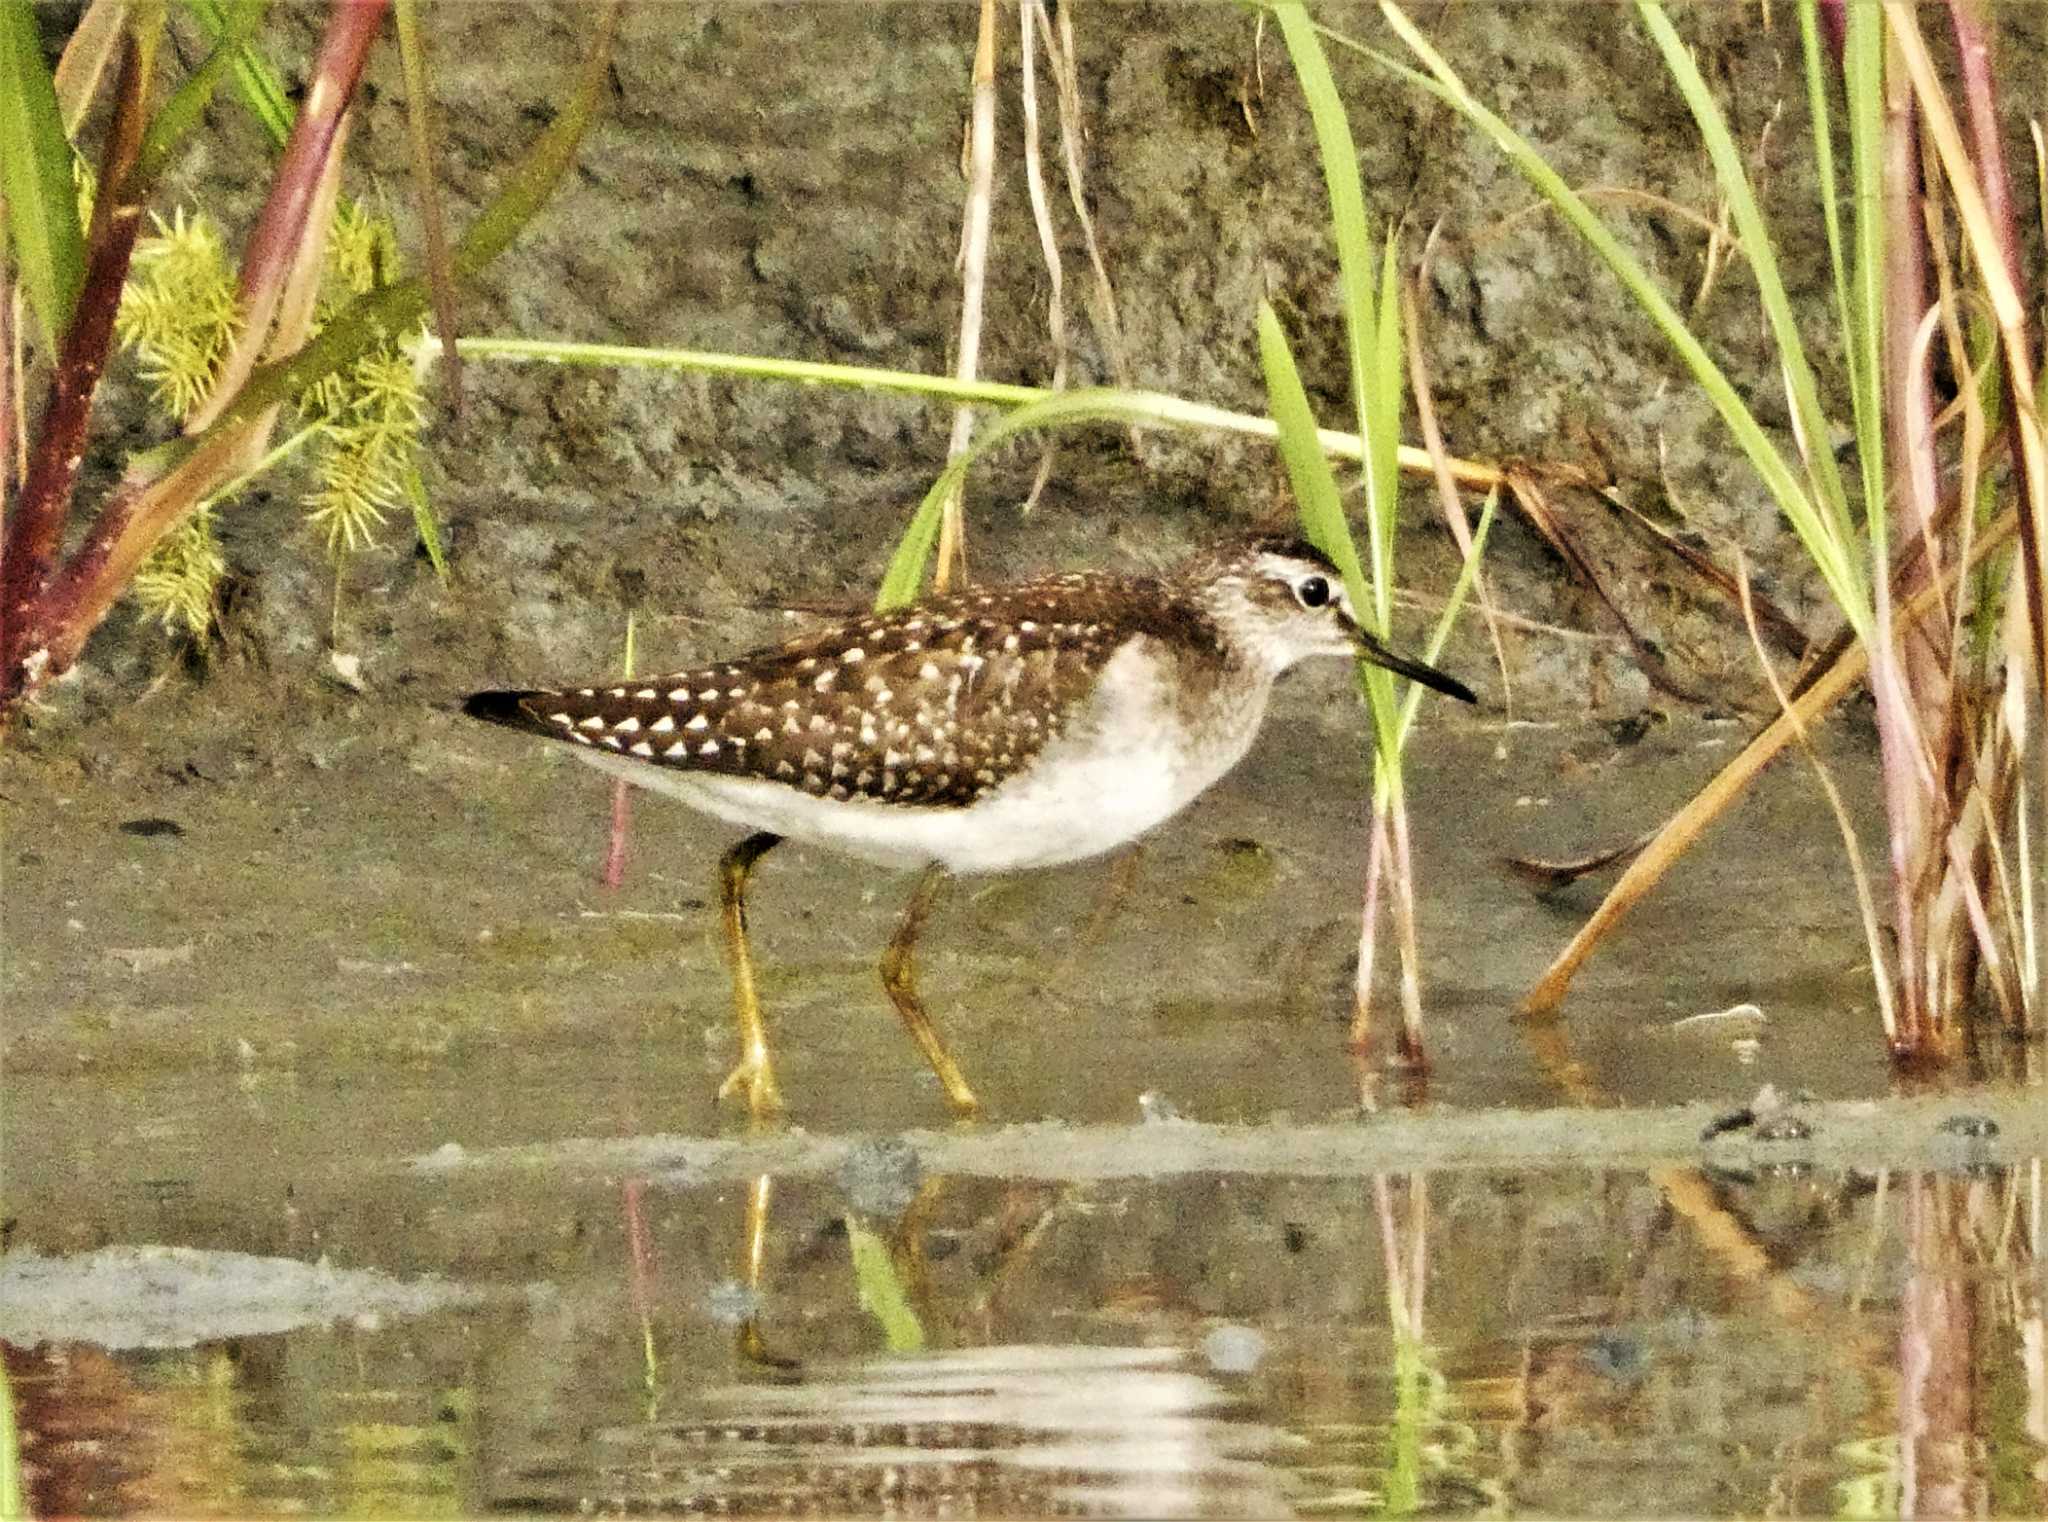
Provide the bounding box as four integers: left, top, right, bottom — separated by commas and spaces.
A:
1257, 300, 1401, 763
1361, 3, 1868, 637
403, 456, 448, 582
0, 1344, 20, 1521
137, 0, 270, 188
184, 0, 293, 146
1271, 6, 1410, 773
1367, 224, 1405, 630
1798, 2, 1863, 440
1397, 486, 1496, 747
874, 386, 1206, 608
1842, 0, 1888, 568
425, 336, 1471, 485
0, 0, 88, 346
1271, 4, 1378, 479
1635, 0, 1858, 563
1257, 301, 1356, 578
846, 1219, 924, 1353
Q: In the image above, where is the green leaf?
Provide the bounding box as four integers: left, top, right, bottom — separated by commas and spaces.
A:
1257, 300, 1400, 766
846, 1219, 924, 1353
137, 0, 272, 188
1360, 2, 1869, 638
403, 456, 448, 582
1256, 300, 1354, 582
1635, 1, 1857, 566
0, 0, 88, 347
0, 1344, 21, 1522
184, 0, 293, 146
1840, 0, 1887, 567
1396, 486, 1495, 750
872, 386, 1225, 609
1271, 5, 1378, 472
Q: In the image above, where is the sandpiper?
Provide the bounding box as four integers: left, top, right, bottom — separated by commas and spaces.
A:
463, 533, 1474, 1118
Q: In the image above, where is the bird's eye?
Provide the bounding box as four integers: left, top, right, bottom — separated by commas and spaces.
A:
1295, 575, 1331, 610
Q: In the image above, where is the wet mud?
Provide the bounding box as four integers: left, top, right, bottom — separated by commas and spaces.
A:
6, 692, 2046, 1515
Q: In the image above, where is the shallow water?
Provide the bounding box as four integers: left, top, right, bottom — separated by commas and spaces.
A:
7, 1149, 2046, 1518
5, 711, 2046, 1515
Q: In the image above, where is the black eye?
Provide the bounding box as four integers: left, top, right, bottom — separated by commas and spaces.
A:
1295, 575, 1331, 610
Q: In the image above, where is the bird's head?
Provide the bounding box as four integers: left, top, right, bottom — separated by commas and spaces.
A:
1187, 535, 1476, 703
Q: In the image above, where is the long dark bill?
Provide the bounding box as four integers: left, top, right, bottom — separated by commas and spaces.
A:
1350, 629, 1477, 704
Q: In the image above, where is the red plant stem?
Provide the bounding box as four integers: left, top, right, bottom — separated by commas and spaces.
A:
1874, 26, 1944, 1051
1945, 0, 2022, 302
0, 33, 150, 693
1, 280, 15, 504
621, 1175, 657, 1336
1818, 0, 1846, 60
1945, 0, 2044, 689
1388, 790, 1428, 1072
603, 780, 631, 889
5, 0, 383, 716
2, 0, 617, 729
186, 0, 388, 434
1349, 801, 1389, 1055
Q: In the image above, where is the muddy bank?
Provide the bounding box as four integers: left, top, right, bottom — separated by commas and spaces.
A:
4, 695, 1907, 1132
46, 3, 2048, 731
408, 1091, 2033, 1187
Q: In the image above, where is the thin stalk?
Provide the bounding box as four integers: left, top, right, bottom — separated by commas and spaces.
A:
1016, 0, 1064, 513
934, 0, 999, 594
0, 278, 14, 506
1403, 248, 1510, 709
1386, 787, 1425, 1066
1031, 0, 1131, 396
413, 335, 1505, 491
1888, 3, 2048, 685
393, 0, 462, 409
1525, 504, 2021, 1016
1737, 551, 1898, 1041
1352, 804, 1390, 1057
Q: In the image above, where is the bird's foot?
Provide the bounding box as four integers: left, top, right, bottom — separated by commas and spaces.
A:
718, 1053, 785, 1120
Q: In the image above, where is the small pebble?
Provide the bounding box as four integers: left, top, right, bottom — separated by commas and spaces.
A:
836, 1138, 923, 1218
1753, 1114, 1813, 1143
118, 817, 185, 839
1585, 1332, 1649, 1380
1138, 1091, 1185, 1125
1938, 1114, 1998, 1140
706, 1279, 761, 1326
1202, 1324, 1267, 1374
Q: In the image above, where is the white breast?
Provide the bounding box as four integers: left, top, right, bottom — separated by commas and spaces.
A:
565, 638, 1273, 875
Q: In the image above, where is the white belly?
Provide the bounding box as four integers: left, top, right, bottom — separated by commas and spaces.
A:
565, 640, 1270, 875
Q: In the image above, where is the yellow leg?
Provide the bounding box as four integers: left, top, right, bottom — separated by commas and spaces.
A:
879, 863, 981, 1117
735, 1172, 796, 1368
715, 832, 785, 1119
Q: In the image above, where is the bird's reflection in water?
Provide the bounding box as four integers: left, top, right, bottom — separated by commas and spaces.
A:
610, 1168, 1286, 1517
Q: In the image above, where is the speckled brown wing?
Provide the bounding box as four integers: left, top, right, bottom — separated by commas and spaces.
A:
472, 572, 1193, 807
